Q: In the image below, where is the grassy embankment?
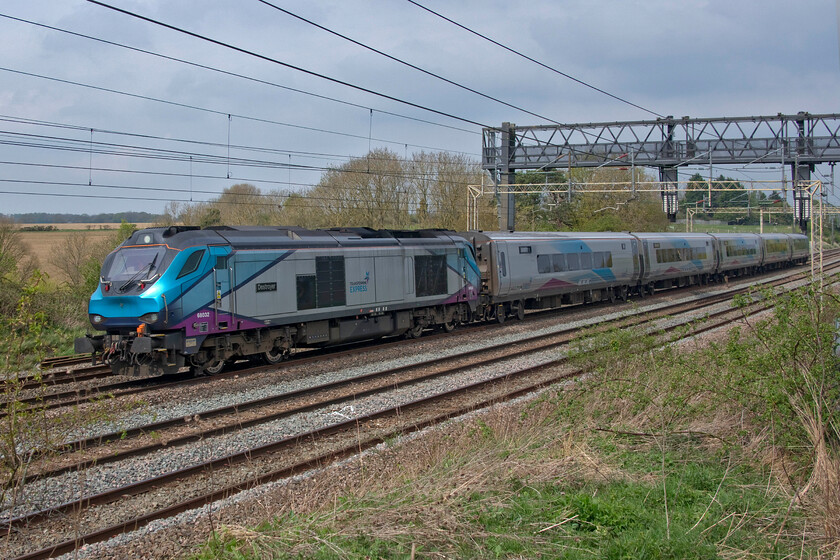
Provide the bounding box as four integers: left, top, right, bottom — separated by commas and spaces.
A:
191, 285, 839, 559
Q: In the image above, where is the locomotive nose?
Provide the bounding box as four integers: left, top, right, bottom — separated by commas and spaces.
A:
87, 294, 164, 330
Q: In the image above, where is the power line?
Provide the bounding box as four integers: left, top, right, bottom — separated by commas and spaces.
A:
0, 114, 479, 169
0, 66, 475, 156
0, 12, 478, 137
0, 153, 482, 193
0, 127, 484, 186
405, 0, 665, 119
0, 178, 469, 211
256, 0, 566, 126
84, 0, 492, 129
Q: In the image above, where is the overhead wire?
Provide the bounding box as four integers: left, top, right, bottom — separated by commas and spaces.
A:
399, 2, 787, 181
4, 4, 647, 197
0, 114, 479, 170
0, 12, 478, 137
0, 151, 481, 193
0, 66, 476, 157
255, 0, 566, 126
404, 0, 664, 119
2, 3, 720, 213
0, 127, 484, 185
0, 177, 467, 212
84, 0, 492, 129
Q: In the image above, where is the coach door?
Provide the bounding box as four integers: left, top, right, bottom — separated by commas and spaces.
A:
495, 242, 511, 296
213, 255, 233, 330
631, 239, 643, 283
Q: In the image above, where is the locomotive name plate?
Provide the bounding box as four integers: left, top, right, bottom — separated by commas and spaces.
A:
256, 282, 277, 293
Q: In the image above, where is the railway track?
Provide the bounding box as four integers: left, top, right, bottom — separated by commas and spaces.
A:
26, 263, 814, 479
2, 260, 834, 559
3, 257, 834, 418
38, 354, 92, 369
2, 365, 113, 393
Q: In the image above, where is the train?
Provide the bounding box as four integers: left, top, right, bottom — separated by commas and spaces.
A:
75, 226, 809, 377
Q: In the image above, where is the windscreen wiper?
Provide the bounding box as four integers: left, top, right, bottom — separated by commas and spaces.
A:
118, 254, 158, 293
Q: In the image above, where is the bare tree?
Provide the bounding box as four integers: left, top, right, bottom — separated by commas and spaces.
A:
49, 231, 93, 285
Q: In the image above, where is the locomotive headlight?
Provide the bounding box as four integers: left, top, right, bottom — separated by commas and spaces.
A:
139, 312, 159, 324
90, 314, 104, 324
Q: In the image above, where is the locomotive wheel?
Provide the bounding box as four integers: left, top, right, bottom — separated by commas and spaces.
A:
620, 286, 629, 302
204, 358, 225, 375
262, 347, 287, 365
495, 305, 506, 324
513, 301, 525, 321
406, 323, 424, 339
442, 318, 458, 333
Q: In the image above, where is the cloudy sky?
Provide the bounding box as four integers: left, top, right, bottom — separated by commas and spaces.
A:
1, 0, 838, 216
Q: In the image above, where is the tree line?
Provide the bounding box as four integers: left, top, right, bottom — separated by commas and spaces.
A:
159, 149, 497, 231
682, 172, 793, 225
158, 149, 670, 234
3, 212, 160, 224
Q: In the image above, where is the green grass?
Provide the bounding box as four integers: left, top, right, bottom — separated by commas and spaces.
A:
190, 286, 836, 560
192, 441, 800, 560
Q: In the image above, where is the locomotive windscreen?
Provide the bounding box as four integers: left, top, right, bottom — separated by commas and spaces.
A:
102, 245, 168, 290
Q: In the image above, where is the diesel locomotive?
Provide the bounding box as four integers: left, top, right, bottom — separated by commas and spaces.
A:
75, 226, 809, 377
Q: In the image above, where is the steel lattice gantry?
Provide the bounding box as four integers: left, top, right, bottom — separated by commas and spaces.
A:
482, 112, 840, 230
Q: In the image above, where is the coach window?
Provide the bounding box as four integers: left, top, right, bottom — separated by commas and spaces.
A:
566, 253, 580, 271
580, 252, 592, 270
537, 255, 551, 274
499, 251, 507, 277
552, 254, 565, 272
177, 250, 205, 279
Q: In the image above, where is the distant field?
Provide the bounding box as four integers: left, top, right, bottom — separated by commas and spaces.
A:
17, 223, 156, 282
15, 222, 156, 232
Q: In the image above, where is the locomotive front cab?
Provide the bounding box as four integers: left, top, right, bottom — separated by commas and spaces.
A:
76, 227, 201, 377
89, 234, 177, 330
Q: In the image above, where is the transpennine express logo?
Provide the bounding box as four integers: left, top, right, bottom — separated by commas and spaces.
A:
349, 271, 370, 293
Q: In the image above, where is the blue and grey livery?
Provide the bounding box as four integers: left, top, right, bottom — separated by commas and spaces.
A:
77, 226, 808, 378
78, 226, 480, 377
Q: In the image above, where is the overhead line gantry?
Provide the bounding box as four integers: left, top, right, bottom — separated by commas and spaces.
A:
483, 111, 840, 231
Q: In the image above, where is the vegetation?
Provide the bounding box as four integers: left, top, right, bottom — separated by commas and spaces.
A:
0, 151, 835, 557
160, 149, 496, 231
0, 217, 141, 528
682, 173, 793, 226
0, 217, 136, 354
3, 211, 161, 224
191, 284, 839, 559
511, 167, 670, 232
